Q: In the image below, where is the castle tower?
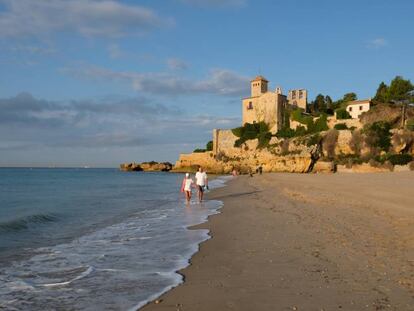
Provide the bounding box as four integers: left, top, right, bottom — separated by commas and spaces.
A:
275, 86, 282, 95
251, 76, 268, 97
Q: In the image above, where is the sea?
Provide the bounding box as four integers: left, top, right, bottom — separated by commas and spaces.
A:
0, 168, 228, 310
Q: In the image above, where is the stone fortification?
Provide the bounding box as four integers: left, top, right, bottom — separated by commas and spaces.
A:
174, 128, 414, 174
174, 130, 319, 174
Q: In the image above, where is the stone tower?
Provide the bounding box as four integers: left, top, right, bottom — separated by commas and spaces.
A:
251, 76, 268, 97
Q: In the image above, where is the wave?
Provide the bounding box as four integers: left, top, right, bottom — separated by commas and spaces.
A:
39, 266, 94, 288
0, 213, 59, 233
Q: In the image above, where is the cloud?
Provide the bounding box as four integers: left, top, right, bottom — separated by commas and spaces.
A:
367, 38, 388, 48
179, 0, 247, 7
0, 92, 239, 154
166, 58, 189, 70
62, 65, 250, 97
0, 93, 179, 126
0, 0, 173, 38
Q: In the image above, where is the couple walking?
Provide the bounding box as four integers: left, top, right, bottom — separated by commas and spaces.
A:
181, 167, 208, 203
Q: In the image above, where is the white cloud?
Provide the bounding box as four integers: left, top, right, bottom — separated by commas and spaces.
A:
62, 65, 250, 97
367, 38, 388, 48
0, 92, 240, 166
167, 58, 189, 70
0, 0, 173, 38
179, 0, 247, 7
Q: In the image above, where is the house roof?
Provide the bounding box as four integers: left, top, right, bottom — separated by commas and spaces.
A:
251, 75, 268, 82
346, 99, 371, 106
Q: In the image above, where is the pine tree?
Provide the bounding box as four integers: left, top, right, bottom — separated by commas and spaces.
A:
374, 82, 389, 103
388, 76, 413, 101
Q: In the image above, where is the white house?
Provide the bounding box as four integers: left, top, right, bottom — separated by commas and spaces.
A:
346, 99, 371, 119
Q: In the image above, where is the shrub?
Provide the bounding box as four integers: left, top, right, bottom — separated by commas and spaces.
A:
409, 161, 414, 171
278, 113, 328, 138
231, 127, 244, 137
363, 121, 392, 152
369, 158, 382, 167
309, 114, 329, 133
231, 121, 271, 148
295, 125, 307, 136
322, 130, 339, 159
334, 123, 348, 130
307, 133, 322, 147
206, 140, 213, 151
336, 108, 351, 119
276, 127, 295, 138
193, 148, 206, 153
386, 154, 413, 165
234, 137, 246, 148
257, 132, 272, 149
291, 109, 312, 125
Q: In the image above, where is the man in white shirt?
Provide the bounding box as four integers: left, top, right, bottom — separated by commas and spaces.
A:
195, 167, 208, 202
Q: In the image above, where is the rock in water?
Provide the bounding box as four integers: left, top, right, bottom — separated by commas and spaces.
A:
119, 161, 173, 172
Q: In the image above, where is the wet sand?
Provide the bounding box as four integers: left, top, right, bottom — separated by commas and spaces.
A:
142, 172, 414, 311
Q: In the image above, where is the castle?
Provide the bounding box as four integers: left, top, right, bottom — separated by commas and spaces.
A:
174, 75, 371, 173
241, 75, 307, 131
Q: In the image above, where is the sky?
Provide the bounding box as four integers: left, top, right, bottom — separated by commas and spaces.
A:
0, 0, 413, 167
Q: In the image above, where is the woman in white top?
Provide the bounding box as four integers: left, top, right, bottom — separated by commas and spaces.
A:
181, 173, 194, 203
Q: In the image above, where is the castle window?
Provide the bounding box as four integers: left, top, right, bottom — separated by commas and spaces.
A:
359, 106, 363, 111
247, 101, 253, 110
299, 90, 303, 99
349, 107, 353, 112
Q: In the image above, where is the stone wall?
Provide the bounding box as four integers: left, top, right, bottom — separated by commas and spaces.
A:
173, 152, 219, 172
213, 129, 239, 157
327, 116, 362, 129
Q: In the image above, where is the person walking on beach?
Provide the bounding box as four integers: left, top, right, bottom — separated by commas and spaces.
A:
181, 173, 194, 203
195, 167, 208, 202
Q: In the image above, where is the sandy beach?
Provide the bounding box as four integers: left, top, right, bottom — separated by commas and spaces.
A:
142, 172, 414, 311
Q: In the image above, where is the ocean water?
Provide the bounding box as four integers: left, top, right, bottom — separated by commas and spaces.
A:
0, 168, 228, 310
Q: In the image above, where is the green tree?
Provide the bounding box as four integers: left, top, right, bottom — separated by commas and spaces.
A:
374, 81, 389, 103
314, 94, 327, 113
325, 95, 334, 114
388, 76, 414, 102
206, 141, 213, 151
343, 92, 357, 102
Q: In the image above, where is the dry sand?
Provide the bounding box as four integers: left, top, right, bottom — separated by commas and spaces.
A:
142, 172, 414, 311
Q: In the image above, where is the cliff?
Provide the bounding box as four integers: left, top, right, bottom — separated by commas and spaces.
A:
174, 127, 414, 174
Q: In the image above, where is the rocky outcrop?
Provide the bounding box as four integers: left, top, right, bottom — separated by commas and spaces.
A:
140, 161, 173, 171
120, 161, 173, 172
174, 137, 319, 174
120, 163, 143, 171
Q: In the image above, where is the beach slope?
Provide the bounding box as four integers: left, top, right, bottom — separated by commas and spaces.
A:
143, 172, 414, 310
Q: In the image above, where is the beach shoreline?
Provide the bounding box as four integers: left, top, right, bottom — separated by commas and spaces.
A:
142, 172, 414, 311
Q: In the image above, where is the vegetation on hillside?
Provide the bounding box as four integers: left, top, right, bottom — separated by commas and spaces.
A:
276, 110, 328, 138
231, 122, 272, 148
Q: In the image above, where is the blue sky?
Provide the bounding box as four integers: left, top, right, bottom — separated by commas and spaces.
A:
0, 0, 413, 167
